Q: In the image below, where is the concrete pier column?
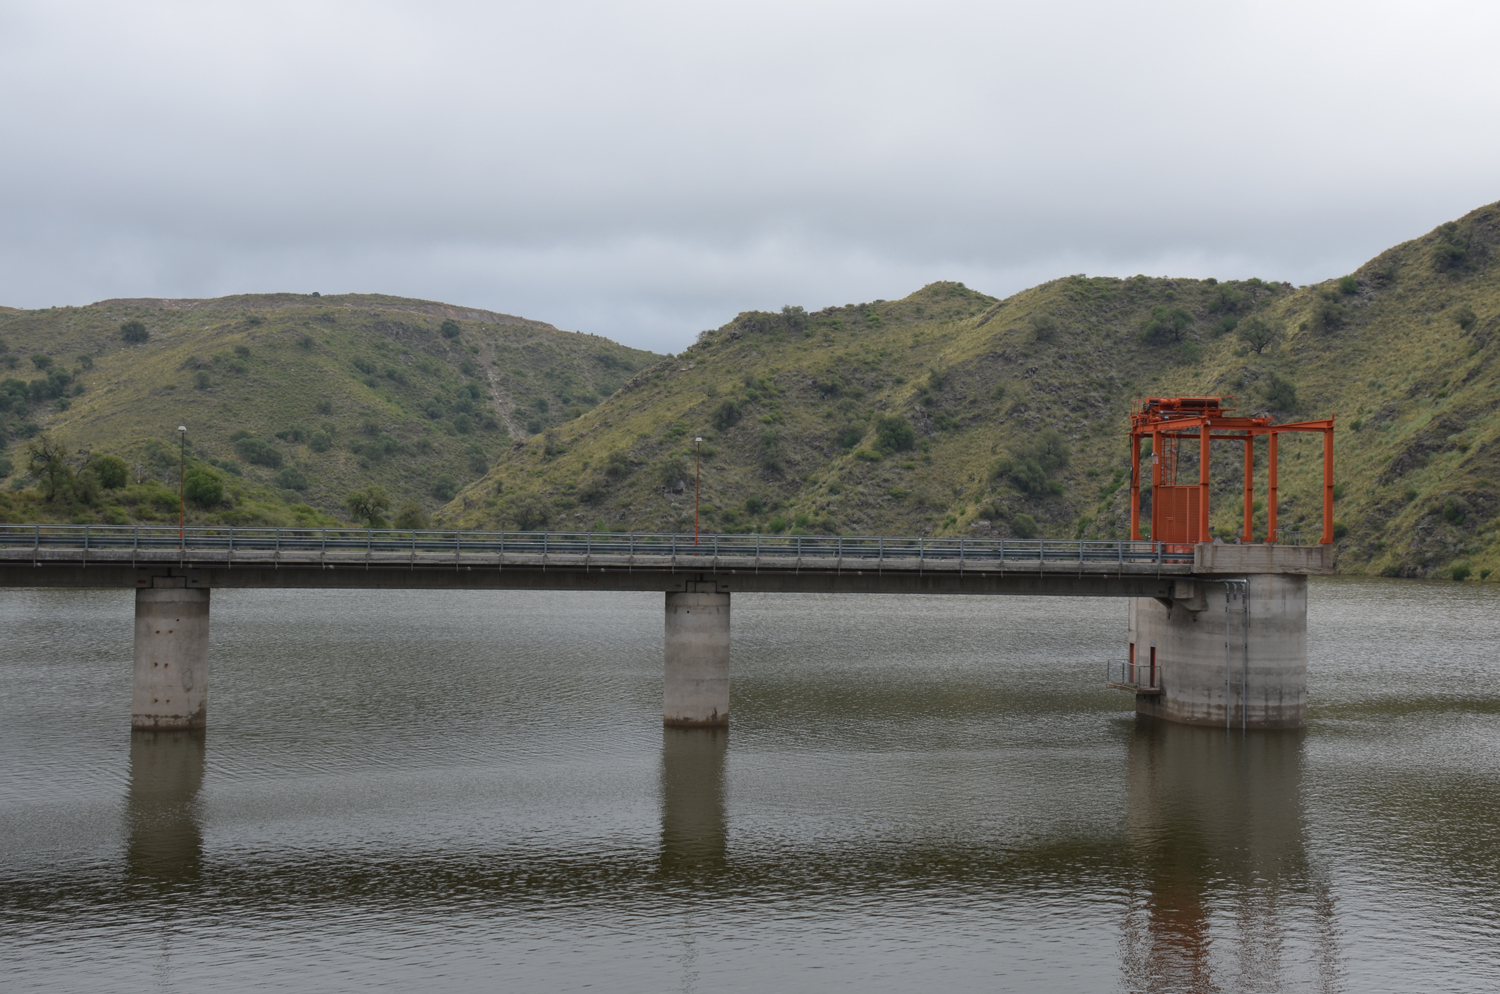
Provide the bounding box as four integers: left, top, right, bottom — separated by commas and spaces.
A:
664, 585, 729, 726
1130, 573, 1307, 729
133, 584, 210, 730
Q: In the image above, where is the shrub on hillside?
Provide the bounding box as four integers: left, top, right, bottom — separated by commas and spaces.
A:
91, 454, 129, 489
758, 430, 784, 473
604, 450, 632, 479
394, 501, 429, 530
234, 437, 283, 468
711, 400, 741, 431
874, 415, 915, 454
441, 319, 461, 339
1029, 314, 1058, 342
274, 466, 308, 490
1141, 306, 1193, 345
1453, 304, 1477, 331
184, 470, 224, 507
1432, 222, 1470, 272
659, 455, 688, 487
1338, 276, 1359, 295
993, 428, 1070, 495
835, 424, 864, 451
309, 431, 332, 453
1312, 294, 1348, 332
1261, 373, 1298, 411
120, 321, 148, 344
432, 475, 458, 500
1011, 513, 1039, 539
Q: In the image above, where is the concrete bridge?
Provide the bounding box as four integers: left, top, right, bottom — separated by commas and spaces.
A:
0, 524, 1332, 732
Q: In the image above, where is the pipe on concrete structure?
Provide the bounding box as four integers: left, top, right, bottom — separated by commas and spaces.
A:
132, 584, 210, 730
664, 585, 730, 727
1129, 573, 1306, 729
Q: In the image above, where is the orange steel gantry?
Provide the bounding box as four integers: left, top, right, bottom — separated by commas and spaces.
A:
1128, 397, 1335, 547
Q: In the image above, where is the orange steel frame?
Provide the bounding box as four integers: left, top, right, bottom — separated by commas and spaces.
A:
1127, 396, 1335, 546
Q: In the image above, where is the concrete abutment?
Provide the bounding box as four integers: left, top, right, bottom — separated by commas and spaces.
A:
664, 586, 730, 727
132, 584, 210, 731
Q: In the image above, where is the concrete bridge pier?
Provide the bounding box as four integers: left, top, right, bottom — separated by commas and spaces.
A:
664, 584, 730, 726
132, 582, 210, 731
1130, 573, 1307, 729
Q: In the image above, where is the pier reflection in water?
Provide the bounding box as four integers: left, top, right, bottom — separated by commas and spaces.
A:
1119, 721, 1336, 993
660, 727, 728, 872
124, 731, 206, 887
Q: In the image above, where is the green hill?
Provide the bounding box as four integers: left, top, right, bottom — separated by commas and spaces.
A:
445, 202, 1500, 580
0, 293, 658, 526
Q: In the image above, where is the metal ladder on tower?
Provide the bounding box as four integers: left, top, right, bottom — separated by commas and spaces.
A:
1224, 579, 1249, 731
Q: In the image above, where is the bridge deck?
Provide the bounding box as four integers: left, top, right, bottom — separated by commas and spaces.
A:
0, 525, 1198, 595
0, 525, 1191, 571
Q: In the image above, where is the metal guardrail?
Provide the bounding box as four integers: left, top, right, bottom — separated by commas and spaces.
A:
1106, 658, 1162, 694
0, 524, 1196, 570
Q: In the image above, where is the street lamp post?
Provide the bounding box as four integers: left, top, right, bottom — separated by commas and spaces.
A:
177, 425, 187, 548
694, 437, 703, 545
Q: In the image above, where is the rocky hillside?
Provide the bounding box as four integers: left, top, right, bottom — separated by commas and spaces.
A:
445, 203, 1500, 580
0, 293, 658, 526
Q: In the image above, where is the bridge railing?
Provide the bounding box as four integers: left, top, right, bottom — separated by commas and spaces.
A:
0, 524, 1194, 566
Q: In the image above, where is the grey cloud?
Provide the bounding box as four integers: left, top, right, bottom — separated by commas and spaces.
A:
1, 0, 1497, 352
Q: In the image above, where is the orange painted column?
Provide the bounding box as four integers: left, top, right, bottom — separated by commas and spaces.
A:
1267, 432, 1279, 543
1129, 433, 1141, 540
1243, 435, 1254, 543
1150, 430, 1162, 540
1198, 423, 1210, 542
1322, 427, 1335, 544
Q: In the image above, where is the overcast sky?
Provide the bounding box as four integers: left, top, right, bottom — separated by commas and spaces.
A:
2, 1, 1497, 353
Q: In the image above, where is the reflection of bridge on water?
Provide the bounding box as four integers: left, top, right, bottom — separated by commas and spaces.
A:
61, 722, 1340, 991
2, 525, 1330, 732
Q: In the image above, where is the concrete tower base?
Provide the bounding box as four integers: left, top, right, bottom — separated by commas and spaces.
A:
1129, 574, 1307, 729
664, 586, 730, 726
132, 584, 210, 730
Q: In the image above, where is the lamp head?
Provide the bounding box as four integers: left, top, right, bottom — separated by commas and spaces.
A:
177, 426, 187, 433
695, 436, 703, 443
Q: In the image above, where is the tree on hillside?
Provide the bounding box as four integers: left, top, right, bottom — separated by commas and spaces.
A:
1237, 316, 1280, 355
26, 434, 73, 502
120, 320, 148, 344
346, 485, 391, 527
508, 493, 550, 531
440, 319, 461, 339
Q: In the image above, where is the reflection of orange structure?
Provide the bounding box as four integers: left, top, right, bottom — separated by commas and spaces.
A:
1128, 397, 1335, 547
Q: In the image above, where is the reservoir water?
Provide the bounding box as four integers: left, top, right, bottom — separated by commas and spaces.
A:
3, 578, 1499, 992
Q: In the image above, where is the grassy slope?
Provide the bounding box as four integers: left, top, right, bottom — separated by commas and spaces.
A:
0, 293, 658, 525
447, 203, 1500, 579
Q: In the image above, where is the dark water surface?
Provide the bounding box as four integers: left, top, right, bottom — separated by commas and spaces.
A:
3, 578, 1499, 992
